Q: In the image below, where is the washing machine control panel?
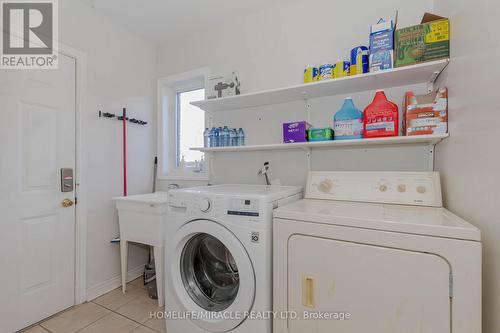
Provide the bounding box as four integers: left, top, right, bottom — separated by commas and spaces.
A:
185, 195, 264, 222
306, 172, 442, 207
227, 198, 260, 217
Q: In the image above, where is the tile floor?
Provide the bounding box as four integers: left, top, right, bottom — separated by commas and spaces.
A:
21, 278, 166, 333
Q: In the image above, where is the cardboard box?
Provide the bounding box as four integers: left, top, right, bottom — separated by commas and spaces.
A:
369, 18, 396, 72
283, 121, 311, 143
395, 13, 450, 67
207, 72, 240, 99
404, 87, 448, 136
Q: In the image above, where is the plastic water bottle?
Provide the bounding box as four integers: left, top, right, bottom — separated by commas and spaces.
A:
203, 128, 210, 147
237, 128, 245, 146
216, 127, 223, 147
222, 126, 230, 147
230, 128, 237, 146
213, 127, 219, 147
208, 127, 216, 147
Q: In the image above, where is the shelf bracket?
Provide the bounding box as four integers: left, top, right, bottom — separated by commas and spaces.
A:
302, 92, 311, 124
426, 71, 437, 93
302, 147, 312, 171
428, 144, 436, 171
427, 69, 442, 93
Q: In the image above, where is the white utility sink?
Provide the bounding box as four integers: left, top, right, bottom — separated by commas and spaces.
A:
113, 191, 169, 307
114, 192, 169, 246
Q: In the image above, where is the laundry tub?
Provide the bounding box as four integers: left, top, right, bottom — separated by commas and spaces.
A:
114, 192, 169, 307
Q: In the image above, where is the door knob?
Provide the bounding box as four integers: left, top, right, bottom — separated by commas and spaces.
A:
62, 198, 74, 207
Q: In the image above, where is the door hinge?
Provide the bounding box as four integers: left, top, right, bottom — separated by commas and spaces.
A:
449, 273, 454, 298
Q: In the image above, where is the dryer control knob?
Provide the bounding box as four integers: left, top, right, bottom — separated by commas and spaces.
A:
417, 186, 427, 194
199, 199, 211, 212
318, 179, 333, 193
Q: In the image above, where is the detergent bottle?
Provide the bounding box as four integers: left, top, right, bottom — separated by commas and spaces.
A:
363, 90, 399, 138
333, 97, 364, 140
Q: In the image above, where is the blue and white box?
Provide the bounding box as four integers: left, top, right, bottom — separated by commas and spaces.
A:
369, 18, 395, 72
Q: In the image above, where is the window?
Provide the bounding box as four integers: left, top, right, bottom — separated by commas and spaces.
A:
158, 68, 210, 180
176, 89, 205, 169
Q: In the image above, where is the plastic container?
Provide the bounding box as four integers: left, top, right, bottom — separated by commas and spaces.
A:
237, 128, 245, 146
350, 46, 369, 75
333, 97, 364, 140
208, 127, 216, 147
230, 128, 238, 146
203, 128, 210, 147
304, 65, 319, 83
333, 60, 350, 78
221, 126, 230, 147
319, 63, 334, 81
308, 128, 333, 141
363, 90, 399, 138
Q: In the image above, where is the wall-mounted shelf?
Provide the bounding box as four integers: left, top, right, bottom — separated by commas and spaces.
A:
191, 59, 449, 113
191, 134, 449, 153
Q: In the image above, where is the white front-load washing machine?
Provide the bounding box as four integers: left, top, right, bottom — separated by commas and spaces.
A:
165, 184, 302, 333
273, 172, 481, 333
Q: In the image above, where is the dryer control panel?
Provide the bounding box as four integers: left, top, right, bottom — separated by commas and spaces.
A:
306, 172, 442, 207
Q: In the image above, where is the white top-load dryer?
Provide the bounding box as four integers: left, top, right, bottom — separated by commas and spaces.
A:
166, 184, 303, 333
273, 172, 481, 333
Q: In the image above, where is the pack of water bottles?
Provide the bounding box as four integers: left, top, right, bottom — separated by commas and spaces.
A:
204, 126, 245, 148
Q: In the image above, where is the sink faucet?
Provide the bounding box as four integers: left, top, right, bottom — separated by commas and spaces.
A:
258, 162, 271, 185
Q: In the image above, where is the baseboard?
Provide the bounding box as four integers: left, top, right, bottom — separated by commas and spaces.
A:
86, 264, 145, 301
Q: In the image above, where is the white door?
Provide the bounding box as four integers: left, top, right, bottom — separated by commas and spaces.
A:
166, 219, 255, 333
0, 54, 76, 332
288, 235, 451, 333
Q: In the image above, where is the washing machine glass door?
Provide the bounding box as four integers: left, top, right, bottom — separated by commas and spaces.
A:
181, 233, 239, 312
171, 219, 255, 332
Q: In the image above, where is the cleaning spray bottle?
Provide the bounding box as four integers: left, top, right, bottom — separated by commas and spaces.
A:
333, 97, 364, 140
363, 90, 399, 138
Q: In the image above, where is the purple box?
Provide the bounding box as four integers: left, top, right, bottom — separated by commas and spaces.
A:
283, 121, 311, 143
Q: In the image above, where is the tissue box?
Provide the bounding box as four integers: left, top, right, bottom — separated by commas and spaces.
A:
207, 72, 240, 99
283, 121, 311, 143
404, 87, 448, 136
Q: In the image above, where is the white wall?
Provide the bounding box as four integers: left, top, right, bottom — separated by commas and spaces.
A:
156, 0, 435, 190
60, 0, 157, 295
158, 0, 500, 331
433, 1, 500, 332
155, 0, 499, 330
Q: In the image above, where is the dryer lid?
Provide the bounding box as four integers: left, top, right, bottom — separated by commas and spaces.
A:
274, 199, 481, 241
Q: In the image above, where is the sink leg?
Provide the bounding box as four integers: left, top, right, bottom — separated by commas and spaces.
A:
120, 240, 128, 293
154, 246, 164, 307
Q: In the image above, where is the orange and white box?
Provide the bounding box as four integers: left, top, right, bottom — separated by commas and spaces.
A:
404, 87, 448, 136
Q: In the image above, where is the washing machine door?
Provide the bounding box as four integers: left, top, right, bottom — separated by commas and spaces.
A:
169, 219, 255, 332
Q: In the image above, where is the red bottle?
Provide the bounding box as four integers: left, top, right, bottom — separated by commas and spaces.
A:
363, 90, 399, 138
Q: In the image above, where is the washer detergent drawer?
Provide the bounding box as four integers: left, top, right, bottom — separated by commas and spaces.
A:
287, 235, 451, 333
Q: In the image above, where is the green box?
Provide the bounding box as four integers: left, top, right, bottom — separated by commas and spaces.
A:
307, 128, 333, 141
395, 14, 449, 67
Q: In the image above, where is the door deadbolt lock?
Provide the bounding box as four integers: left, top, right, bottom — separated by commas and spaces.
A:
62, 198, 74, 208
60, 168, 74, 192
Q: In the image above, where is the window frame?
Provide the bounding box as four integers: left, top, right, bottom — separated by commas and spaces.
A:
157, 68, 211, 181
